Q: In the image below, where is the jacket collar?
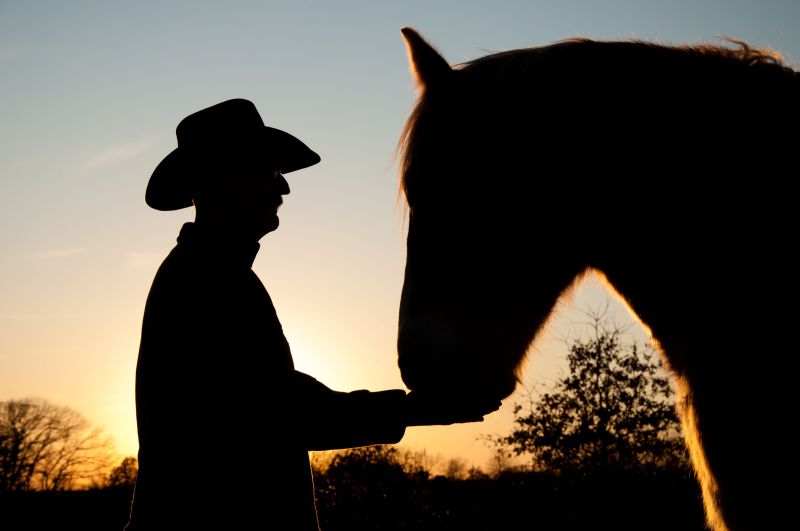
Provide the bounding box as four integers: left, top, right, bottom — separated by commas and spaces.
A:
177, 222, 260, 269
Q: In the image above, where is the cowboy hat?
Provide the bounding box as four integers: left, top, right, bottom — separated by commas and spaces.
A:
146, 98, 321, 211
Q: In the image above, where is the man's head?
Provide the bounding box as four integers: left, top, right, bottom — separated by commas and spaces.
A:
147, 99, 320, 239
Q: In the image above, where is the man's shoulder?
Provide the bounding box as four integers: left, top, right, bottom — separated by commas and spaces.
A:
144, 245, 203, 300
151, 244, 194, 281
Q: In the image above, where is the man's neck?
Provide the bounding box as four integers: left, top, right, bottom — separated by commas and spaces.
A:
193, 212, 266, 244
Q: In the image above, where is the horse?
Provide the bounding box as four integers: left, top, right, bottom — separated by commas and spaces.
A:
395, 27, 798, 531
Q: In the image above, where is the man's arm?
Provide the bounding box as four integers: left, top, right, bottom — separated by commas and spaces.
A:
283, 371, 500, 451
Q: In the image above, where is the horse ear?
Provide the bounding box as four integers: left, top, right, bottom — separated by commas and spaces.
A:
401, 27, 452, 89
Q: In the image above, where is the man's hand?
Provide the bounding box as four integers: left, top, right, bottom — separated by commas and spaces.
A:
404, 391, 502, 426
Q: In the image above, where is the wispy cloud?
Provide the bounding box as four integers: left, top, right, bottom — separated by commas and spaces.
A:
79, 136, 158, 174
38, 247, 86, 259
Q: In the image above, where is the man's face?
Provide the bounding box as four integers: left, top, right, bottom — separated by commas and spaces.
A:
236, 158, 290, 235
196, 154, 291, 239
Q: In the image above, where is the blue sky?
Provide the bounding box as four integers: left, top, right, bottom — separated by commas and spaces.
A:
2, 0, 798, 469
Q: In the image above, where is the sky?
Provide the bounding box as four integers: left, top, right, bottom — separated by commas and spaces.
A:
2, 0, 799, 472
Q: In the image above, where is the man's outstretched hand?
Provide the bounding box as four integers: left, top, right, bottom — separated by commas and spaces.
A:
404, 391, 502, 426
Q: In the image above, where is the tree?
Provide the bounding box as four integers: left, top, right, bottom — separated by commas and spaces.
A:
486, 446, 515, 478
496, 312, 689, 475
313, 445, 415, 530
320, 445, 408, 497
0, 398, 115, 491
105, 456, 138, 488
396, 448, 436, 481
443, 457, 469, 480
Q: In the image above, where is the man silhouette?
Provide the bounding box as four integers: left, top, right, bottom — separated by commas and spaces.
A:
126, 99, 498, 530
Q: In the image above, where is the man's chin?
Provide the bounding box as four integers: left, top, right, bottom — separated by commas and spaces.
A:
263, 215, 279, 234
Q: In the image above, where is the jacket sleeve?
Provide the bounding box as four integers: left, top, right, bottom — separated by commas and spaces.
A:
282, 371, 408, 451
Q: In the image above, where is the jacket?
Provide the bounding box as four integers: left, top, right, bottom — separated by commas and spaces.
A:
126, 222, 407, 530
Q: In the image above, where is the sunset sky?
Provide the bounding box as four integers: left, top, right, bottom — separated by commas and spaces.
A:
2, 1, 799, 472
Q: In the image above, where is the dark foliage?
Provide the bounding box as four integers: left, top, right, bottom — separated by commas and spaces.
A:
313, 446, 416, 530
311, 446, 704, 531
0, 487, 134, 531
103, 457, 138, 489
0, 452, 705, 531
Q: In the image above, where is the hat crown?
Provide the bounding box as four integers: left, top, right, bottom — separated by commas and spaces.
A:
176, 99, 265, 149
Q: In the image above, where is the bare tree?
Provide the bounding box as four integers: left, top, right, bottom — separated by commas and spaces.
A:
396, 448, 437, 480
443, 457, 469, 480
486, 446, 514, 478
0, 398, 115, 491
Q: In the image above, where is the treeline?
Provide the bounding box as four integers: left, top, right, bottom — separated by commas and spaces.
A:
311, 445, 705, 531
0, 445, 705, 531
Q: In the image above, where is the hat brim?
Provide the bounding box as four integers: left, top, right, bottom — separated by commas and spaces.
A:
146, 126, 321, 211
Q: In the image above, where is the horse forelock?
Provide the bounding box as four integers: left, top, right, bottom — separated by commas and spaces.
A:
397, 93, 423, 211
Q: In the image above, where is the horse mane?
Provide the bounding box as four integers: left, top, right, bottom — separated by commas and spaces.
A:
462, 37, 786, 70
398, 37, 795, 207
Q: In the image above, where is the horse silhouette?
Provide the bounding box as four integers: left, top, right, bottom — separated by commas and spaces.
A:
396, 27, 798, 531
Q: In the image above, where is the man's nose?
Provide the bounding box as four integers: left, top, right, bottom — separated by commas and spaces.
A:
278, 174, 290, 195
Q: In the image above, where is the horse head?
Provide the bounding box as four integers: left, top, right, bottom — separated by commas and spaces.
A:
395, 27, 799, 531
